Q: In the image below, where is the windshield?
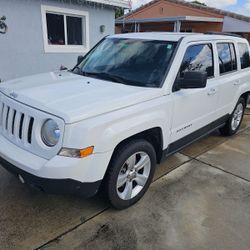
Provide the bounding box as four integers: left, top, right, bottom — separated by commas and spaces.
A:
73, 38, 177, 88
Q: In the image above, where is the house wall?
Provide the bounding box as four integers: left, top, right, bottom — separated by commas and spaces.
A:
118, 21, 223, 33
0, 0, 115, 81
115, 0, 224, 34
180, 22, 223, 32
223, 16, 250, 42
124, 0, 223, 19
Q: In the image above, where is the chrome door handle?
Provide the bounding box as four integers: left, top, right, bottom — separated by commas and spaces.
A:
207, 88, 216, 96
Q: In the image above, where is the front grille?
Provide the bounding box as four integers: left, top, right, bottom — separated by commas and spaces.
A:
0, 94, 64, 160
0, 102, 34, 144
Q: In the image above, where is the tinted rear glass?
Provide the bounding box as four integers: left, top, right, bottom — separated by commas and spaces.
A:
238, 43, 250, 69
217, 43, 237, 74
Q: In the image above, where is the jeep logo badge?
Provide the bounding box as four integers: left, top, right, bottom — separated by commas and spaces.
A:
9, 92, 18, 99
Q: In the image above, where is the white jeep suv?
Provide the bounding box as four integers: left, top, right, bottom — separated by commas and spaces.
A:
0, 32, 250, 209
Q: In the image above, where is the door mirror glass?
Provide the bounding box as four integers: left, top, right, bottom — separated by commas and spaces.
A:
179, 71, 207, 89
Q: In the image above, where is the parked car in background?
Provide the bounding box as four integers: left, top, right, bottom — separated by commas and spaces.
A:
0, 32, 250, 209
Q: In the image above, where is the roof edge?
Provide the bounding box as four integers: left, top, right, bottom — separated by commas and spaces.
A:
90, 0, 130, 8
117, 0, 250, 23
115, 15, 223, 24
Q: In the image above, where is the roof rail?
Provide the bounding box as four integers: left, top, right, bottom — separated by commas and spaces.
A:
204, 32, 243, 38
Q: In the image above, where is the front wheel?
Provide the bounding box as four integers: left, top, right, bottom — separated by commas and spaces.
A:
105, 140, 156, 209
219, 98, 245, 136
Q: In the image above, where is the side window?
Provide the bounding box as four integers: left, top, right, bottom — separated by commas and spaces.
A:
238, 43, 250, 69
217, 43, 237, 74
179, 44, 214, 78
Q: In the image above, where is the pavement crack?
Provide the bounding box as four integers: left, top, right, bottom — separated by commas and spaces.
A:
35, 207, 110, 250
154, 157, 192, 182
195, 158, 250, 183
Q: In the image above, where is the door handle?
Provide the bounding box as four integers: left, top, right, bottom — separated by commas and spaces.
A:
207, 88, 216, 96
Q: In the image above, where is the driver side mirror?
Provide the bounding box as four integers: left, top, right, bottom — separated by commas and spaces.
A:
177, 71, 207, 90
77, 55, 84, 65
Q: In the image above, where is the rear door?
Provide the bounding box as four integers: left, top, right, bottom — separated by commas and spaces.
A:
215, 41, 240, 117
236, 42, 250, 99
169, 42, 220, 149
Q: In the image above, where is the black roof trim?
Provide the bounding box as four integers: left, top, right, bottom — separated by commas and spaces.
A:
204, 32, 243, 38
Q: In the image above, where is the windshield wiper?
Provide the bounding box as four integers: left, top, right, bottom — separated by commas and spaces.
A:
81, 71, 153, 87
82, 71, 128, 84
70, 66, 84, 76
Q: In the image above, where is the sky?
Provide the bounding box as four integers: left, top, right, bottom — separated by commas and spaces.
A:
131, 0, 250, 16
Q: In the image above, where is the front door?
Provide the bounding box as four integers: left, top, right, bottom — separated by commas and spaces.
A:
169, 43, 219, 151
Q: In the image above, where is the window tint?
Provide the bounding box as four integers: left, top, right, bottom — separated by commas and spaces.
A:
179, 44, 214, 78
217, 43, 237, 74
238, 43, 250, 69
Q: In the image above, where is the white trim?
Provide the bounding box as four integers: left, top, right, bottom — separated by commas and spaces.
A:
63, 15, 68, 45
41, 5, 90, 53
116, 16, 223, 24
87, 0, 129, 8
223, 16, 250, 33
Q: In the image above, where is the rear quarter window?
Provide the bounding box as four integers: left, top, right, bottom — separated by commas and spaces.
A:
217, 43, 237, 74
238, 43, 250, 69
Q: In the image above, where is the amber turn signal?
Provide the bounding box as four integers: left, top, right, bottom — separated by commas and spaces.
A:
59, 146, 94, 158
79, 146, 94, 158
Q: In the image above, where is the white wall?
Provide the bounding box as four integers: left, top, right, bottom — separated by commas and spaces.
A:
0, 0, 115, 81
223, 16, 250, 33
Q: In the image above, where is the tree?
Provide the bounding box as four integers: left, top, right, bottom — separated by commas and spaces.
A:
115, 8, 124, 19
191, 1, 207, 6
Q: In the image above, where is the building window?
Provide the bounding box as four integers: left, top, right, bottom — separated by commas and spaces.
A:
41, 5, 89, 53
216, 43, 237, 74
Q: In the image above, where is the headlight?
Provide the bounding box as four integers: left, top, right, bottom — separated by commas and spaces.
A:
41, 119, 60, 147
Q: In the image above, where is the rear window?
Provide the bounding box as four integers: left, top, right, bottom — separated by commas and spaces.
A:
217, 43, 237, 74
238, 43, 250, 69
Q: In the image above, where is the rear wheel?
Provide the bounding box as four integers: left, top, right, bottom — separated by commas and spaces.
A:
219, 98, 245, 136
105, 140, 156, 209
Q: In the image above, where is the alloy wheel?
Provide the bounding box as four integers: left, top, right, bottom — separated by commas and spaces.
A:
231, 103, 244, 131
116, 151, 151, 200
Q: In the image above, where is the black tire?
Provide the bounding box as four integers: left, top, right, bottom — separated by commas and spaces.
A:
105, 139, 156, 209
219, 97, 245, 136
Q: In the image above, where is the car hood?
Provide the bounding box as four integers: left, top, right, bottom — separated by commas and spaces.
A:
0, 71, 163, 123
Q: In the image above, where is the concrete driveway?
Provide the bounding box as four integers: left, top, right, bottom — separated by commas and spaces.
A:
1, 111, 250, 250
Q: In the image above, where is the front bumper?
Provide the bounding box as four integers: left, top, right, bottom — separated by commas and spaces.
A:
0, 134, 113, 197
0, 156, 101, 197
